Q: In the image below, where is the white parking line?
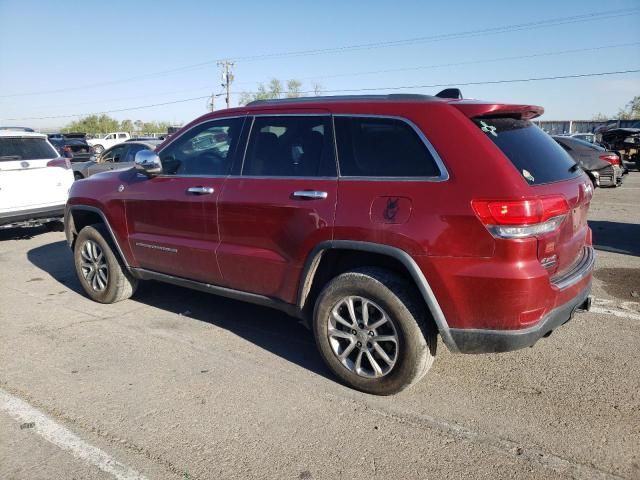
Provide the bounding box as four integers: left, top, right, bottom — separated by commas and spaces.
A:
0, 388, 147, 480
590, 306, 640, 321
591, 298, 640, 321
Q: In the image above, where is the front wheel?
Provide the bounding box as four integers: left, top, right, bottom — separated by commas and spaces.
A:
93, 144, 104, 154
74, 224, 138, 303
73, 172, 84, 180
313, 267, 436, 395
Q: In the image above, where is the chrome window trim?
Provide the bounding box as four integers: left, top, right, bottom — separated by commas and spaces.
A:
154, 114, 247, 178
332, 114, 450, 182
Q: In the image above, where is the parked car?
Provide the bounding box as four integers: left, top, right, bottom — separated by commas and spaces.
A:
48, 135, 95, 163
0, 130, 74, 228
596, 127, 640, 170
65, 93, 594, 395
86, 131, 131, 153
0, 126, 35, 132
552, 135, 622, 187
72, 141, 159, 180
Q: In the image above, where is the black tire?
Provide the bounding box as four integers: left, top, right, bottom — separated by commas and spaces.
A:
74, 172, 84, 180
313, 267, 436, 395
74, 224, 138, 303
93, 145, 104, 154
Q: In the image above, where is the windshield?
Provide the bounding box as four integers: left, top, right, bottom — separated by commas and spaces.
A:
473, 117, 582, 185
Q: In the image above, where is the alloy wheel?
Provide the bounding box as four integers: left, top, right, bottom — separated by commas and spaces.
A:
327, 296, 399, 378
80, 239, 108, 291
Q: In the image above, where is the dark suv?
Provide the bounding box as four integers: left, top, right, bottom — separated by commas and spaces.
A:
64, 93, 594, 394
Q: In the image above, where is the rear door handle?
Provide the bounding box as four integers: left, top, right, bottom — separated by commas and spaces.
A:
292, 190, 328, 200
187, 186, 215, 195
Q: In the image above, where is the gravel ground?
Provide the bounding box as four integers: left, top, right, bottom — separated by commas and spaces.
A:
1, 169, 638, 480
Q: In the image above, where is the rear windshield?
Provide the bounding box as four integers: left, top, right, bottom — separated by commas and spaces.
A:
473, 117, 581, 185
0, 137, 58, 161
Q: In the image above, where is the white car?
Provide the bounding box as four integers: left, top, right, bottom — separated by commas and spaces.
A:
87, 132, 130, 153
0, 130, 74, 228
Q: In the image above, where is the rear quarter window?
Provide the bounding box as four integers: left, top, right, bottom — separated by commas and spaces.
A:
473, 118, 581, 185
334, 116, 442, 178
0, 137, 58, 161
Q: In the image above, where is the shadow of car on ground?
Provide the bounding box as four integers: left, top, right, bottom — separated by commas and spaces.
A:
27, 240, 333, 381
589, 220, 640, 257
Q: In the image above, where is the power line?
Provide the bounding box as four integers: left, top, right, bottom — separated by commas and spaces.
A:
1, 7, 637, 98
2, 96, 210, 121
3, 68, 638, 122
309, 68, 640, 94
288, 41, 640, 83
230, 8, 639, 61
14, 41, 638, 112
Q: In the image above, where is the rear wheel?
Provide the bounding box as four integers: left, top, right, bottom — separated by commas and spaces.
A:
73, 172, 84, 180
74, 224, 137, 303
313, 267, 436, 395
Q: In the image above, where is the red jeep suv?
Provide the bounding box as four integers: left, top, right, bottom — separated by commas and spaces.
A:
65, 92, 594, 395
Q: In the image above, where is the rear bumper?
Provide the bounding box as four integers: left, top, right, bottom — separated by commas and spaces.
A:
0, 204, 65, 226
449, 281, 592, 353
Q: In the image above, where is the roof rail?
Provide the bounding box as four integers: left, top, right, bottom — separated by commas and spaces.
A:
246, 93, 439, 107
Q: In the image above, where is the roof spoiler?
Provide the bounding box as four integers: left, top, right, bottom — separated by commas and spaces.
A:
435, 88, 463, 99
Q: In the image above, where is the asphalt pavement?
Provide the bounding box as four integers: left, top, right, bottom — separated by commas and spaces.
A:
1, 169, 639, 480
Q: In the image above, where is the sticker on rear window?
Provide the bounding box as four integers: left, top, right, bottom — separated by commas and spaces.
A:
479, 120, 498, 137
522, 169, 535, 182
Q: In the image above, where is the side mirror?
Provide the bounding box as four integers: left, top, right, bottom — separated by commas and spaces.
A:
135, 150, 162, 176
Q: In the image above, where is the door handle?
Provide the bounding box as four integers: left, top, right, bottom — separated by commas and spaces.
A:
187, 186, 215, 195
292, 190, 328, 200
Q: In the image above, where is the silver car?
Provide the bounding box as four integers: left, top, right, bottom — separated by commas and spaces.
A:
72, 141, 161, 180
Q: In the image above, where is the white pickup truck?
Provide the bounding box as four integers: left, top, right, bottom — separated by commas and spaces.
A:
87, 132, 130, 153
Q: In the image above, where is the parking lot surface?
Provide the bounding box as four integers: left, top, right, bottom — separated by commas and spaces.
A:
1, 172, 639, 480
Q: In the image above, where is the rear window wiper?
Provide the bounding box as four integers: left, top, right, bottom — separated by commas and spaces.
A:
569, 162, 581, 173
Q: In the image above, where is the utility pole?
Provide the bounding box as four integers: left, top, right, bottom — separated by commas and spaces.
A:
217, 60, 235, 109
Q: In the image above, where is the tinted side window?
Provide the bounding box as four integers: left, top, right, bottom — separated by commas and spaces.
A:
474, 118, 581, 185
242, 116, 336, 177
334, 116, 441, 177
159, 117, 244, 176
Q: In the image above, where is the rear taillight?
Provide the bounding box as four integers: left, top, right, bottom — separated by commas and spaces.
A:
599, 154, 620, 165
47, 158, 71, 169
471, 195, 569, 239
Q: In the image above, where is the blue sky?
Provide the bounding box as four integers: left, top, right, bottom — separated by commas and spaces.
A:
0, 0, 638, 129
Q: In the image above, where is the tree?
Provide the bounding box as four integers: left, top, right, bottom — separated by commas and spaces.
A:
312, 82, 323, 96
591, 113, 609, 121
286, 80, 302, 98
62, 114, 120, 134
61, 115, 173, 134
238, 78, 307, 105
120, 119, 133, 133
616, 96, 640, 120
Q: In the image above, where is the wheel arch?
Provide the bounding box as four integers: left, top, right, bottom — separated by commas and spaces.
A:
298, 240, 458, 352
65, 205, 131, 271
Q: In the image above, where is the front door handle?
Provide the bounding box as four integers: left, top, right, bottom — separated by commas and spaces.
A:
187, 186, 215, 195
292, 190, 328, 200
